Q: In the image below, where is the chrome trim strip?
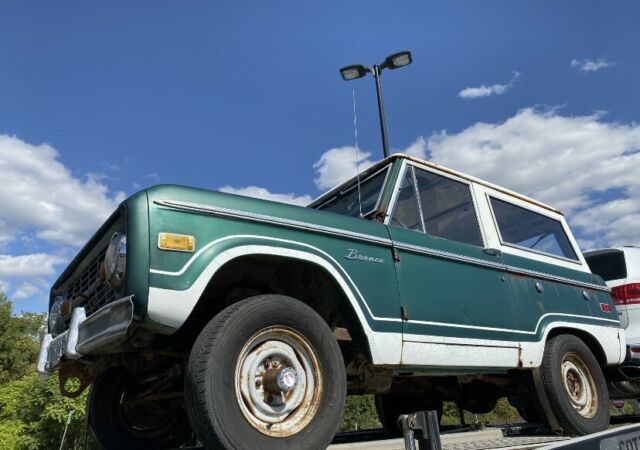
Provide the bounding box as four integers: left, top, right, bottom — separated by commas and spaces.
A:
155, 199, 609, 293
154, 200, 394, 246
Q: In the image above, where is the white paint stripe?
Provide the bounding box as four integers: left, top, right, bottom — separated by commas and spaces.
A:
147, 236, 625, 367
150, 235, 619, 335
148, 244, 403, 364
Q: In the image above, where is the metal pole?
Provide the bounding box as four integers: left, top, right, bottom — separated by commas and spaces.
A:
372, 65, 390, 158
59, 410, 73, 450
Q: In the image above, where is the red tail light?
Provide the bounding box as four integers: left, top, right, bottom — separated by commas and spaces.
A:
611, 283, 640, 305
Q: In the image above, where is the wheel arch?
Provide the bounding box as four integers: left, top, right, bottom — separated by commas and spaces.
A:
169, 248, 375, 362
546, 326, 608, 367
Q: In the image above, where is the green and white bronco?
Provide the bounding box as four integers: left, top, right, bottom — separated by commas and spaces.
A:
37, 154, 625, 449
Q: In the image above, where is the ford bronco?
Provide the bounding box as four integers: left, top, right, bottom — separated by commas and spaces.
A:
37, 153, 625, 449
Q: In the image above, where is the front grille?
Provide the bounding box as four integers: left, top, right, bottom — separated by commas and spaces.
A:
63, 247, 118, 327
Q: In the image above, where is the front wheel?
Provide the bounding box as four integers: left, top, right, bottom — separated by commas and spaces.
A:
184, 295, 346, 450
538, 335, 609, 436
88, 367, 192, 449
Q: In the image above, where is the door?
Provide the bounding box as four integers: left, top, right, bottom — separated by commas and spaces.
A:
385, 163, 520, 369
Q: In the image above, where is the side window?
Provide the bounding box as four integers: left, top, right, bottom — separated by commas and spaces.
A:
390, 166, 424, 232
413, 168, 483, 246
490, 197, 578, 261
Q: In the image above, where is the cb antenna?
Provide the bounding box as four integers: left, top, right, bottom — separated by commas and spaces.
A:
352, 88, 363, 218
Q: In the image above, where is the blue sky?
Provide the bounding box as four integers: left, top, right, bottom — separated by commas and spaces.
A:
1, 1, 639, 312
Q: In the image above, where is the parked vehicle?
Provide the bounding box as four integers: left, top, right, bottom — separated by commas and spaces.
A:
37, 154, 624, 449
585, 246, 640, 399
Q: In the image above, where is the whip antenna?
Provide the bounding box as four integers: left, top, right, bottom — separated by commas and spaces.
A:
352, 88, 363, 218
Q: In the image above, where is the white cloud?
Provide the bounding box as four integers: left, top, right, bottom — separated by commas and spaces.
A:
311, 138, 429, 191
400, 137, 428, 159
0, 253, 66, 279
0, 280, 11, 294
218, 186, 312, 206
12, 279, 48, 301
458, 71, 521, 99
427, 107, 640, 248
0, 135, 126, 247
571, 58, 614, 72
312, 146, 375, 190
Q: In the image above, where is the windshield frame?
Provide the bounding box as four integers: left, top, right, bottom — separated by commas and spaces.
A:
313, 165, 391, 218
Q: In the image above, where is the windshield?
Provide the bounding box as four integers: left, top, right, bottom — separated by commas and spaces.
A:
315, 167, 389, 218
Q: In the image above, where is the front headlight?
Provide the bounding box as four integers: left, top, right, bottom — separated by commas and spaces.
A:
48, 295, 64, 335
103, 232, 127, 290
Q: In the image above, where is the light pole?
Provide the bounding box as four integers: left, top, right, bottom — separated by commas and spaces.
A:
339, 51, 413, 159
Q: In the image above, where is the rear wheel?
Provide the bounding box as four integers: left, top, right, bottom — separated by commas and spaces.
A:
88, 367, 192, 449
184, 295, 346, 449
537, 335, 609, 435
375, 394, 443, 435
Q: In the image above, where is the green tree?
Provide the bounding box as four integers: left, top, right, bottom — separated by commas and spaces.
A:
0, 291, 95, 449
0, 291, 45, 384
340, 395, 381, 431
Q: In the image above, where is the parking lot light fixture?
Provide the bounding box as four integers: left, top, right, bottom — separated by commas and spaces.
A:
339, 51, 413, 158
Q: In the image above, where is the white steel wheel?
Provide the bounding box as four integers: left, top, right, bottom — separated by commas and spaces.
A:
561, 352, 598, 419
538, 334, 609, 436
185, 295, 346, 450
235, 326, 323, 437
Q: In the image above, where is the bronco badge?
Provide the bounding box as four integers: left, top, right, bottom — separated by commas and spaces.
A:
345, 248, 384, 264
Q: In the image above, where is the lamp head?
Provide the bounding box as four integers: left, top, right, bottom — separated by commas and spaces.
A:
339, 64, 369, 81
383, 51, 412, 70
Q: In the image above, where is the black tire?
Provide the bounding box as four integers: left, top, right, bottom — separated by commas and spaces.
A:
375, 394, 443, 435
88, 367, 192, 449
538, 335, 609, 436
608, 380, 640, 400
184, 295, 346, 450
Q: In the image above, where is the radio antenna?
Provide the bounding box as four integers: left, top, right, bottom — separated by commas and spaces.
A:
352, 88, 363, 218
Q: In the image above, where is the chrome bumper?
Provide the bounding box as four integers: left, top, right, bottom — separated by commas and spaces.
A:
36, 296, 134, 376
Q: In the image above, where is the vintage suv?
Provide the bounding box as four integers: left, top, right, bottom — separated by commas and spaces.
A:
37, 153, 624, 449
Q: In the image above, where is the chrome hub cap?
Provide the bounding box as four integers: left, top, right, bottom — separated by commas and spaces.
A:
561, 352, 598, 418
235, 327, 322, 437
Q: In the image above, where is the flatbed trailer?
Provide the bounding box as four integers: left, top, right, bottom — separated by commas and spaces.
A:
327, 415, 640, 450
175, 416, 640, 450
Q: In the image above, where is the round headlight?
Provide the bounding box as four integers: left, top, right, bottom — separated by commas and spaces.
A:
49, 295, 64, 335
103, 232, 127, 290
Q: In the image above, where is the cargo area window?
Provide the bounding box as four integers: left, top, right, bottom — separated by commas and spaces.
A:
490, 197, 578, 261
390, 166, 483, 246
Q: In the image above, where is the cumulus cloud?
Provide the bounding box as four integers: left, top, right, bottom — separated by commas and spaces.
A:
0, 135, 126, 247
458, 71, 521, 99
12, 280, 49, 301
401, 137, 428, 159
218, 186, 312, 206
311, 138, 430, 190
427, 107, 640, 248
312, 147, 375, 190
571, 58, 614, 73
0, 253, 66, 279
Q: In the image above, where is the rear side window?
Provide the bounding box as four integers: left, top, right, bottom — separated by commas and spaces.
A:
585, 252, 627, 281
490, 197, 578, 261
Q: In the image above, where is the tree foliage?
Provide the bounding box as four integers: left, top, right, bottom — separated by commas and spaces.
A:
0, 291, 45, 384
0, 291, 94, 449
